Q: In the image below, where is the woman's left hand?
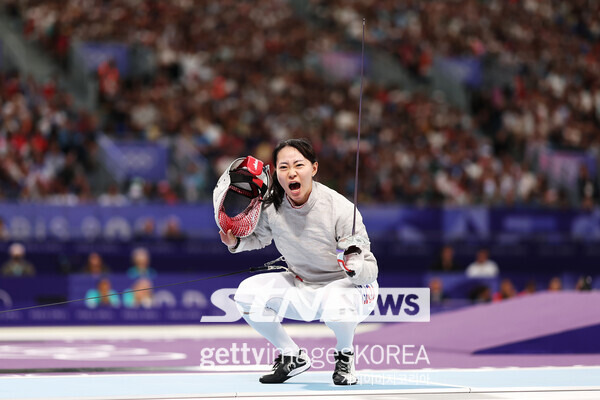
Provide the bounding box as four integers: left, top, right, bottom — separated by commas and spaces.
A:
219, 229, 238, 247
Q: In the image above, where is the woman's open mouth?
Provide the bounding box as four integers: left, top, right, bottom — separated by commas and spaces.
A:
289, 182, 301, 195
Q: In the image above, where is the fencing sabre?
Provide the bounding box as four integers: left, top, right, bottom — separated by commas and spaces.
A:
0, 257, 287, 315
335, 19, 369, 277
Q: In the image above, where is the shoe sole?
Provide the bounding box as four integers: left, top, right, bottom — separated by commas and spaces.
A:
334, 379, 358, 386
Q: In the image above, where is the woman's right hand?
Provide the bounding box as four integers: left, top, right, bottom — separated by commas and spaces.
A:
219, 229, 237, 247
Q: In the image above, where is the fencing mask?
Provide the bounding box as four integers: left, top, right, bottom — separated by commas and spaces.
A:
213, 156, 270, 237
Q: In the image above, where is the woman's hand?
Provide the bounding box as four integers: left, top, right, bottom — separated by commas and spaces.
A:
219, 229, 238, 247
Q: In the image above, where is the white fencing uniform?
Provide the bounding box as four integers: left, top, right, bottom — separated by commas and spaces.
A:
235, 270, 378, 323
232, 182, 378, 347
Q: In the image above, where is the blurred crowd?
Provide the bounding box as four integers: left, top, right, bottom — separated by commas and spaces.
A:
0, 72, 102, 202
0, 240, 159, 309
1, 0, 599, 208
307, 0, 600, 206
426, 243, 595, 308
83, 247, 156, 309
308, 0, 600, 148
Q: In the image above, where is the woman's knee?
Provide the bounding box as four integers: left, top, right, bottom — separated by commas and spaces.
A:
233, 275, 263, 305
235, 272, 293, 303
234, 276, 276, 313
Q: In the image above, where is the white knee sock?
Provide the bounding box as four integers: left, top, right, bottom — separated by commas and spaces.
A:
239, 304, 299, 356
325, 320, 358, 352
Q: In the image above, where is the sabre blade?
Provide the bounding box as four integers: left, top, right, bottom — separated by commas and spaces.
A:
352, 18, 366, 236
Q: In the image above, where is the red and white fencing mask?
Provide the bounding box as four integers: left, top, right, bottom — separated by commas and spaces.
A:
213, 156, 270, 237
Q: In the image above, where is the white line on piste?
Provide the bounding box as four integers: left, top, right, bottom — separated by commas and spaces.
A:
358, 372, 468, 390
404, 365, 600, 373
183, 364, 272, 372
0, 323, 382, 341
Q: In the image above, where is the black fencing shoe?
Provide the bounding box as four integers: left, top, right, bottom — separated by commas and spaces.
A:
259, 350, 311, 383
332, 349, 358, 385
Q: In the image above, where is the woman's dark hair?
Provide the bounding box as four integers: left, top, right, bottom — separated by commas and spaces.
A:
263, 138, 317, 211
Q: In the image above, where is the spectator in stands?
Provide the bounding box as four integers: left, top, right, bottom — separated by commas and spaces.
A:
127, 178, 148, 204
98, 183, 129, 207
134, 217, 156, 241
0, 217, 10, 241
548, 277, 563, 291
97, 58, 120, 104
575, 275, 593, 291
430, 244, 462, 272
156, 181, 179, 205
162, 216, 186, 241
465, 248, 499, 278
429, 277, 447, 306
519, 280, 537, 296
81, 252, 110, 278
1, 243, 36, 277
493, 279, 517, 302
577, 165, 599, 208
127, 247, 157, 280
85, 278, 120, 309
469, 285, 492, 304
122, 278, 153, 309
4, 0, 598, 209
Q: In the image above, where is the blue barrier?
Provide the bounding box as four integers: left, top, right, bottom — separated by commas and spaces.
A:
0, 237, 599, 276
0, 272, 594, 326
1, 204, 599, 242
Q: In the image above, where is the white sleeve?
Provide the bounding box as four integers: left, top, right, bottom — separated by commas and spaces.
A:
335, 204, 378, 285
229, 208, 273, 253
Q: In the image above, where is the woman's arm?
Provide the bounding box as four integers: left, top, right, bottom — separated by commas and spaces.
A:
335, 205, 378, 285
